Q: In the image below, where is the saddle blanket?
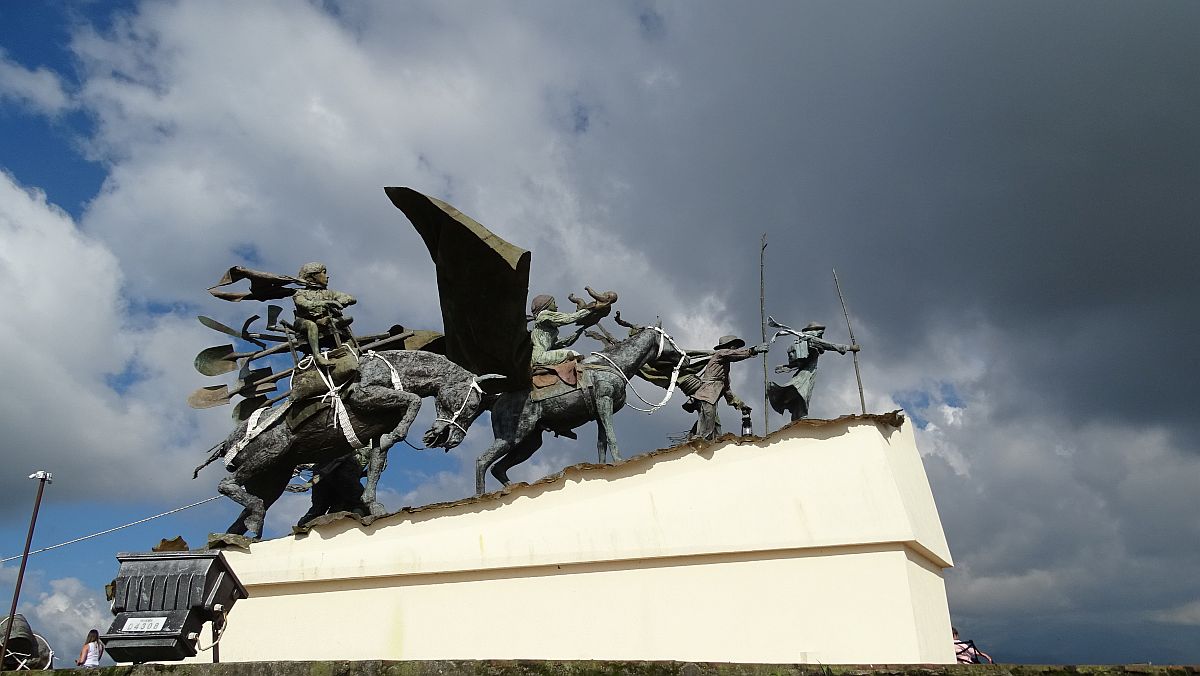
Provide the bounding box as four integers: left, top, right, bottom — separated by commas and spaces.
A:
532, 359, 581, 388
530, 367, 593, 402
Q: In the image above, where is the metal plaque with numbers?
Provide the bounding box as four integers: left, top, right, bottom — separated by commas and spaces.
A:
121, 616, 167, 632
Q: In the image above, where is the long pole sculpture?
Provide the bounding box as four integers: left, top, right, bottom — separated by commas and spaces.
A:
759, 234, 769, 434
833, 268, 866, 415
1, 471, 51, 668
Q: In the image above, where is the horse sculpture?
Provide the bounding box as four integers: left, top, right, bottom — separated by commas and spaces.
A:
475, 320, 686, 495
198, 349, 497, 538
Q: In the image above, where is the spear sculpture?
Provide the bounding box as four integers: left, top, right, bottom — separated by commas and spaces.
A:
759, 233, 769, 434
832, 268, 866, 414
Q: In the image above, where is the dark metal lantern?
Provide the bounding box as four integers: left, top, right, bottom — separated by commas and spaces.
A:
102, 550, 247, 663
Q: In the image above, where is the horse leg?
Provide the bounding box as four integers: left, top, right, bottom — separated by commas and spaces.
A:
490, 434, 544, 485
595, 395, 621, 463
226, 508, 251, 536
476, 439, 512, 496
346, 383, 420, 516
347, 383, 422, 451
361, 439, 390, 517
219, 475, 265, 539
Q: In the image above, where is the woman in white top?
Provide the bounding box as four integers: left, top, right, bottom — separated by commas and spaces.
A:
76, 629, 103, 668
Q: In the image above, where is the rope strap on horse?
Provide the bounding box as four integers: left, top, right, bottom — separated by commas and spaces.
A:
434, 379, 483, 438
362, 350, 405, 390
224, 402, 290, 467
313, 361, 366, 450
591, 326, 687, 414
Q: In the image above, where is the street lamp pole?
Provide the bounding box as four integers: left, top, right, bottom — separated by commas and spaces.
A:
1, 471, 52, 670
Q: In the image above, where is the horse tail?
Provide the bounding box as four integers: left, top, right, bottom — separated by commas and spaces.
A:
192, 440, 226, 479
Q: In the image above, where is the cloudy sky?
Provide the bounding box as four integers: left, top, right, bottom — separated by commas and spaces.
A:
1, 0, 1198, 665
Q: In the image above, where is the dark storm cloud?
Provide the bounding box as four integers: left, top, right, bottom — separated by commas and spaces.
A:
565, 1, 1200, 435
3, 0, 1199, 664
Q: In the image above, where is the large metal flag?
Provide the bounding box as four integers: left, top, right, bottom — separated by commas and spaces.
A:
385, 187, 532, 391
207, 267, 304, 302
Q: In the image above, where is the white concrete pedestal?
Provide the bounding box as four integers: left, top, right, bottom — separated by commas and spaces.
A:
208, 413, 954, 664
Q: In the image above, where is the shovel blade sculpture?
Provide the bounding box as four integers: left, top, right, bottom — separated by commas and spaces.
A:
232, 394, 286, 422
188, 385, 234, 409
194, 344, 239, 376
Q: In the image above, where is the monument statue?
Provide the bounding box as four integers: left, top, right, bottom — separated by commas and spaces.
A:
683, 335, 768, 440
194, 349, 499, 538
191, 187, 853, 532
475, 316, 688, 495
766, 317, 859, 421
191, 188, 543, 533
383, 189, 692, 497
193, 253, 476, 536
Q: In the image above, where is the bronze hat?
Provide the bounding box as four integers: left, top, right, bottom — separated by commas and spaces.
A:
530, 294, 555, 314
713, 334, 746, 350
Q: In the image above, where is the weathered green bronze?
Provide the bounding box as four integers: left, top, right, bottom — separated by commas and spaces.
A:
766, 316, 859, 421
385, 186, 533, 389
291, 262, 357, 366
684, 335, 768, 440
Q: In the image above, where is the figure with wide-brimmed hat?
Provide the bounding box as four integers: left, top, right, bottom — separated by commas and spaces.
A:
686, 334, 768, 440
766, 320, 858, 421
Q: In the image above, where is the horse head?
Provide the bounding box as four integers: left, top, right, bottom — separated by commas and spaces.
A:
652, 321, 686, 365
422, 373, 504, 449
633, 317, 684, 360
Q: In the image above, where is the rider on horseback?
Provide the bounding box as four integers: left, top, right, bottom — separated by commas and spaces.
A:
293, 262, 357, 366
528, 294, 605, 369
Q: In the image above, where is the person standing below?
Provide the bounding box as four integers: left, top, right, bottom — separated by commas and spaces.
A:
687, 335, 767, 440
76, 629, 103, 668
767, 321, 858, 421
953, 627, 993, 664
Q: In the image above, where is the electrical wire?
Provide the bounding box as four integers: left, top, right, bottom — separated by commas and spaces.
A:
0, 496, 223, 564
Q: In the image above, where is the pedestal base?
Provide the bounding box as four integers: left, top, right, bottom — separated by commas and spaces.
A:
205, 413, 954, 664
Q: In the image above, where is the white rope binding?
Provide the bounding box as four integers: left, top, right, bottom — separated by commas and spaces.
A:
362, 350, 404, 390
434, 379, 483, 438
591, 326, 687, 414
313, 361, 366, 450
224, 402, 290, 467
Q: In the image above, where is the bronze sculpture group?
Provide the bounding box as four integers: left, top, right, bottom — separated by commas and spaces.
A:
189, 188, 859, 538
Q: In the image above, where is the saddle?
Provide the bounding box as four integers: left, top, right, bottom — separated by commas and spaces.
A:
531, 359, 581, 388
290, 346, 360, 401
530, 362, 595, 403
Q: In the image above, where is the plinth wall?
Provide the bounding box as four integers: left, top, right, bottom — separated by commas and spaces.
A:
108, 662, 1200, 675
207, 413, 955, 664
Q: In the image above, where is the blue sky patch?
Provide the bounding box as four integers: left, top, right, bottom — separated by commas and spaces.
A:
105, 361, 146, 395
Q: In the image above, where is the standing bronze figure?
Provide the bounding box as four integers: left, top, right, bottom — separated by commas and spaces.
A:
685, 335, 767, 440
766, 318, 859, 421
